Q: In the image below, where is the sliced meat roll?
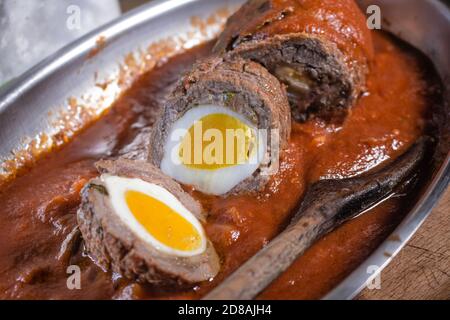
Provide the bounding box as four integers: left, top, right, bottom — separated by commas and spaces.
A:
77, 158, 220, 286
149, 56, 291, 195
214, 0, 374, 121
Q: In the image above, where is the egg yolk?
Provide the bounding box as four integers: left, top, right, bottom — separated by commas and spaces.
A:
178, 113, 256, 170
125, 190, 202, 252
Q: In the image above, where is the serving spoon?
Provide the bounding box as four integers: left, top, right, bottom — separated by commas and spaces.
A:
204, 137, 430, 300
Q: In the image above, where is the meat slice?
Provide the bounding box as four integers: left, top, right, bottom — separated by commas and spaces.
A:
77, 159, 220, 286
214, 0, 374, 122
149, 56, 291, 194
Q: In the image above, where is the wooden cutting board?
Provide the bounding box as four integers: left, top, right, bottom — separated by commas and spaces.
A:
357, 187, 450, 300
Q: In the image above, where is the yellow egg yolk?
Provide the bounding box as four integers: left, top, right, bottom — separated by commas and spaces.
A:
125, 190, 202, 252
178, 113, 256, 170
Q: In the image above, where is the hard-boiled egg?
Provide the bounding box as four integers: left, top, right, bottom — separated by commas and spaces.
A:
160, 105, 266, 195
102, 174, 207, 257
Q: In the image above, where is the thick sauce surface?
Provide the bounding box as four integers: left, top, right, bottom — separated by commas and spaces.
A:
0, 32, 437, 299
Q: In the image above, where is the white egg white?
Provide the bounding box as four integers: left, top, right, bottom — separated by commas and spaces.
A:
160, 105, 267, 195
102, 175, 207, 257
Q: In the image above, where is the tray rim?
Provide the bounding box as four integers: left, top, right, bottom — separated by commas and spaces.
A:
0, 0, 448, 300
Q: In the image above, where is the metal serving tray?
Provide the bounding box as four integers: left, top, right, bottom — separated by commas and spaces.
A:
0, 0, 448, 299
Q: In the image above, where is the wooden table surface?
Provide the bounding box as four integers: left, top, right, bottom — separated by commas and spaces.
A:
357, 187, 450, 300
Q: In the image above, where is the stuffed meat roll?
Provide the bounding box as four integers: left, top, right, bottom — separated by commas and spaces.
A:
149, 56, 291, 195
214, 0, 374, 121
77, 159, 220, 286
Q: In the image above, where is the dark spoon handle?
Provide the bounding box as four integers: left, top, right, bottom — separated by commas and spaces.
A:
205, 210, 325, 300
204, 138, 429, 300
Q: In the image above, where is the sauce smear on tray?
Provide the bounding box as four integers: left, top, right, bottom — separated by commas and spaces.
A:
0, 32, 439, 299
